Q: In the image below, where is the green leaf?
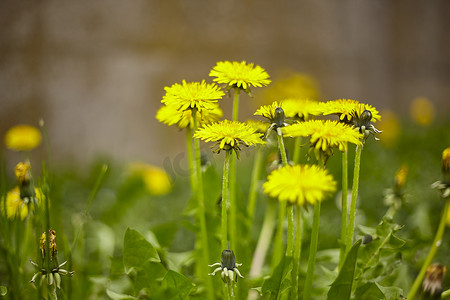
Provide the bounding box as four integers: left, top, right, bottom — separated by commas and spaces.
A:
134, 261, 167, 294
160, 270, 195, 299
106, 289, 138, 300
262, 256, 293, 299
354, 281, 404, 300
123, 228, 160, 273
327, 240, 362, 300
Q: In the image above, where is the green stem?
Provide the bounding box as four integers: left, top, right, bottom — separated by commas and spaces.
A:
303, 201, 321, 300
232, 88, 240, 121
229, 155, 237, 251
292, 205, 302, 297
407, 199, 450, 300
272, 128, 289, 268
339, 148, 348, 270
249, 200, 277, 278
345, 144, 363, 255
192, 109, 215, 300
276, 128, 288, 167
221, 151, 232, 250
293, 137, 302, 164
186, 127, 196, 192
247, 145, 264, 228
228, 88, 240, 251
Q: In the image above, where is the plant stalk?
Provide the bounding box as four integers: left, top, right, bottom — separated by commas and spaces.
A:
339, 148, 348, 270
345, 143, 363, 254
192, 109, 215, 300
221, 151, 232, 250
407, 199, 450, 300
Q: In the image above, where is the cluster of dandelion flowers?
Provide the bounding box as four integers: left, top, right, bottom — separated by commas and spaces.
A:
194, 120, 265, 156
4, 124, 42, 151
283, 120, 363, 157
209, 61, 271, 91
156, 103, 223, 129
263, 164, 337, 206
321, 99, 381, 124
161, 80, 225, 113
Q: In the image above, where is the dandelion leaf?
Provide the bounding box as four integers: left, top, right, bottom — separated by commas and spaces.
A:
262, 256, 293, 299
123, 228, 160, 274
354, 281, 404, 300
327, 240, 361, 300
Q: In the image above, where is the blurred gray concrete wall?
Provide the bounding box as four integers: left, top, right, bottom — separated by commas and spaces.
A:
1, 0, 449, 164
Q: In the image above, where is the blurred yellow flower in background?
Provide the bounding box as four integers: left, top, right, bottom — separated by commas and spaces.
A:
2, 186, 43, 220
256, 70, 319, 106
263, 164, 336, 206
127, 163, 172, 196
410, 97, 435, 126
4, 124, 42, 151
209, 61, 271, 91
378, 110, 401, 148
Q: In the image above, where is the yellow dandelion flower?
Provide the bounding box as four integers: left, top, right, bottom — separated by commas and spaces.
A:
127, 162, 172, 196
263, 164, 336, 206
410, 96, 435, 126
209, 61, 271, 91
194, 120, 265, 156
321, 99, 381, 124
156, 103, 223, 129
161, 80, 224, 113
5, 124, 42, 151
2, 186, 43, 220
283, 119, 363, 152
281, 98, 324, 120
15, 161, 32, 186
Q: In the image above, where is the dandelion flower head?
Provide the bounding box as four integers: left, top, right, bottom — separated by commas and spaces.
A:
15, 161, 32, 185
209, 61, 271, 91
161, 80, 224, 113
321, 99, 381, 124
156, 103, 223, 129
5, 124, 42, 151
2, 186, 43, 220
194, 120, 265, 156
283, 120, 363, 152
263, 164, 336, 206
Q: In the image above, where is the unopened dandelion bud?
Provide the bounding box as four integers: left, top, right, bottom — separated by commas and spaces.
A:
221, 250, 236, 270
274, 107, 285, 128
